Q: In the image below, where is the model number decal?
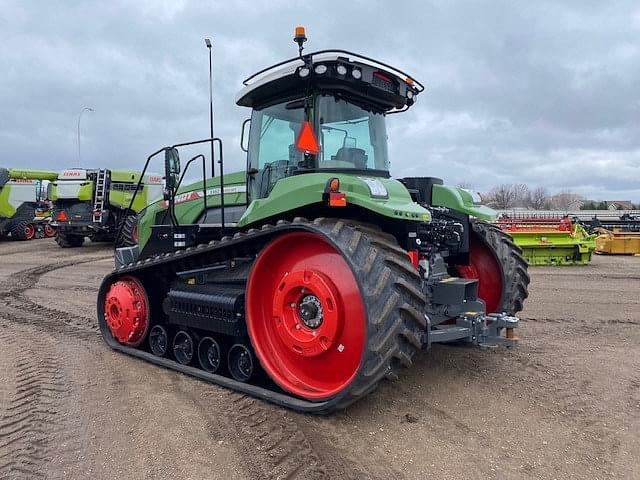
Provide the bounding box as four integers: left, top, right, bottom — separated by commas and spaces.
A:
162, 185, 247, 208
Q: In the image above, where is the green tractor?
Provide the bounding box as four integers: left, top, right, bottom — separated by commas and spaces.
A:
97, 30, 529, 413
50, 168, 164, 247
0, 168, 58, 240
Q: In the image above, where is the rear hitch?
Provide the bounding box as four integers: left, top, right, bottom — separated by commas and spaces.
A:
425, 312, 519, 349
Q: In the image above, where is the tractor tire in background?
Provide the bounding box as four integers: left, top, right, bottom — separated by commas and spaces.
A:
451, 219, 529, 315
55, 232, 85, 248
115, 213, 139, 248
8, 218, 36, 241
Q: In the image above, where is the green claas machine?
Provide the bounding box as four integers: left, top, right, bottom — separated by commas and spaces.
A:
50, 168, 163, 247
497, 214, 596, 265
97, 29, 530, 413
0, 167, 58, 240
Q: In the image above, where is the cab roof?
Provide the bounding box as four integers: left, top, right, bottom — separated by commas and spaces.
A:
235, 50, 424, 113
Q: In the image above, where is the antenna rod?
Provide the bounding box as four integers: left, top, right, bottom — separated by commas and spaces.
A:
205, 38, 215, 178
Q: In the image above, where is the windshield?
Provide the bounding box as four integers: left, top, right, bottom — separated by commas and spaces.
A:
316, 96, 389, 172
247, 101, 305, 199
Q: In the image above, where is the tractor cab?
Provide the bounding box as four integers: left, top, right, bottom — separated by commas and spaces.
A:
236, 37, 423, 201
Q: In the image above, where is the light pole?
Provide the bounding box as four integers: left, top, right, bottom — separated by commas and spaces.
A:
205, 38, 215, 177
77, 107, 94, 167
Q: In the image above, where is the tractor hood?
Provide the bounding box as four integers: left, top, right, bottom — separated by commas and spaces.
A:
239, 173, 431, 227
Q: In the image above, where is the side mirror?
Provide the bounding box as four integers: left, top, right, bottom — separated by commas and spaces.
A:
240, 118, 251, 152
164, 147, 181, 192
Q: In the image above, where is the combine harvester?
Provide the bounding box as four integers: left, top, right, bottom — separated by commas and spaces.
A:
96, 28, 530, 413
50, 168, 163, 247
497, 212, 596, 265
0, 167, 58, 240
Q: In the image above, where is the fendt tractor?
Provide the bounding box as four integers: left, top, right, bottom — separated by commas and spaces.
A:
50, 168, 163, 247
97, 29, 530, 413
0, 167, 58, 240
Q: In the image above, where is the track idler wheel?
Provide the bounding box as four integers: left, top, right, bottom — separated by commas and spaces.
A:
149, 325, 169, 357
173, 330, 195, 365
103, 276, 149, 346
228, 344, 253, 383
198, 337, 222, 373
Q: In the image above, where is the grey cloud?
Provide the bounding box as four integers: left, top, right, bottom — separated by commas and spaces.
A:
0, 0, 638, 201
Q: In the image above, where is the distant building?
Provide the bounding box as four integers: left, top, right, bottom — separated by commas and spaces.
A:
606, 201, 633, 210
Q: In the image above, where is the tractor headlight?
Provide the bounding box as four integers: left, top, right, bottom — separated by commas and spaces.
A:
314, 64, 327, 74
407, 90, 414, 99
298, 67, 310, 78
351, 68, 362, 80
336, 65, 347, 76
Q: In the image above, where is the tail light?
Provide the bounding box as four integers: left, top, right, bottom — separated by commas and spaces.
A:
56, 210, 68, 222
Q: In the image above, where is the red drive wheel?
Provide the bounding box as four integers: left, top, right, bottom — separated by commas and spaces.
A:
24, 224, 35, 240
103, 276, 150, 346
454, 237, 503, 314
246, 232, 366, 400
44, 224, 56, 238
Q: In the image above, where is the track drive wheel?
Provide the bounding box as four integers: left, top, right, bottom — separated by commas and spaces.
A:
452, 219, 530, 315
103, 276, 149, 346
246, 222, 427, 407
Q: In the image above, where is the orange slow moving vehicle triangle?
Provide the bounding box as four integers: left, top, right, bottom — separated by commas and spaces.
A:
296, 121, 320, 155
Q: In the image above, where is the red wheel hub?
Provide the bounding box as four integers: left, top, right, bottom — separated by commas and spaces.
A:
44, 224, 56, 238
104, 276, 149, 346
246, 232, 366, 400
454, 237, 503, 313
24, 224, 35, 240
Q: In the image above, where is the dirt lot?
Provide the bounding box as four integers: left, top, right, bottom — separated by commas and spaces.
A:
0, 238, 638, 479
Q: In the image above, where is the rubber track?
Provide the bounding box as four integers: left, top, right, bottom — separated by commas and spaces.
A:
98, 217, 427, 413
470, 219, 530, 315
5, 205, 37, 241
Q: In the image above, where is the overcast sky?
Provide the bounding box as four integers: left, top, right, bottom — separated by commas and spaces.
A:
1, 0, 638, 201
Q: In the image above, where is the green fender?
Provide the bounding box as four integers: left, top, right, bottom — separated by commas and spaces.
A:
239, 173, 431, 227
431, 185, 497, 221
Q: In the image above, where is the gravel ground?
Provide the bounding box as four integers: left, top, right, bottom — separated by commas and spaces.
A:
0, 238, 638, 479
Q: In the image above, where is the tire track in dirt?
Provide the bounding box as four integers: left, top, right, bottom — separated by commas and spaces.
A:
3, 257, 390, 479
178, 384, 396, 480
0, 323, 78, 479
0, 255, 110, 297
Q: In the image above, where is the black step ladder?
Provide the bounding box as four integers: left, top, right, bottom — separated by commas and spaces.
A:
92, 169, 110, 223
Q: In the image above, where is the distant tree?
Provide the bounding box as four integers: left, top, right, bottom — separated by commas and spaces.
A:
581, 200, 597, 210
528, 186, 549, 210
485, 184, 519, 209
597, 201, 608, 210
